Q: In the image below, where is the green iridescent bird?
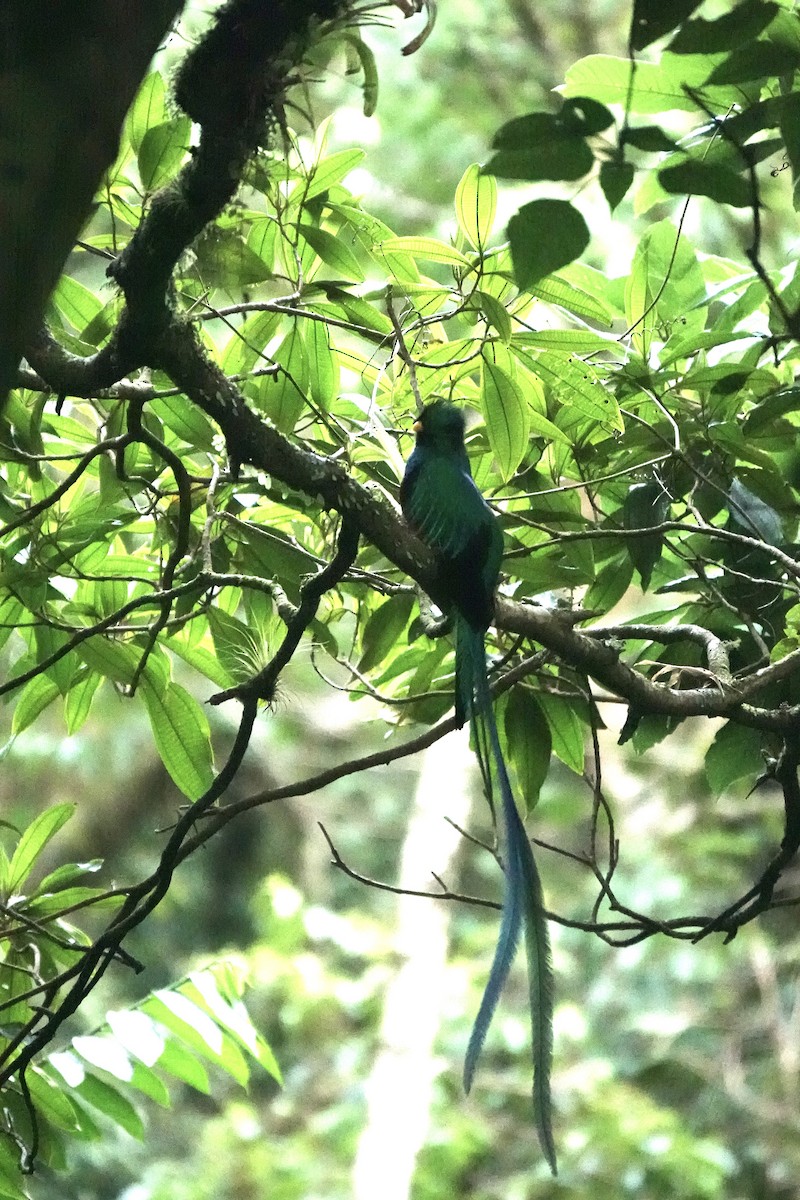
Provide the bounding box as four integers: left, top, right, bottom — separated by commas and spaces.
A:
400, 400, 556, 1174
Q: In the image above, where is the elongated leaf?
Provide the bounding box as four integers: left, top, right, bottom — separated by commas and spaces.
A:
668, 0, 778, 53
526, 350, 624, 434
143, 991, 250, 1085
358, 594, 415, 673
51, 276, 102, 336
183, 972, 281, 1081
140, 680, 215, 801
138, 117, 190, 191
305, 319, 339, 408
291, 148, 366, 203
600, 160, 634, 211
63, 670, 103, 736
623, 481, 670, 590
8, 803, 75, 892
502, 689, 552, 811
481, 355, 530, 481
539, 693, 586, 774
380, 236, 471, 267
705, 722, 763, 795
127, 72, 167, 153
299, 223, 364, 282
253, 324, 309, 432
12, 674, 60, 736
706, 41, 800, 85
528, 274, 614, 325
455, 164, 497, 250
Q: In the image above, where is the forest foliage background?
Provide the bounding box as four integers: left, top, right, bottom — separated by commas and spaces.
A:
3, 0, 800, 1197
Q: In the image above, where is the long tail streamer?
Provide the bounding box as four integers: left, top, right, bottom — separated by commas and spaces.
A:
456, 616, 556, 1175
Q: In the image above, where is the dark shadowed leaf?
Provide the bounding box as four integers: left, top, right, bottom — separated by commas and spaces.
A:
706, 41, 800, 85
502, 688, 552, 813
667, 0, 778, 53
630, 0, 704, 51
705, 722, 764, 795
659, 160, 751, 207
600, 160, 635, 210
508, 200, 590, 290
623, 481, 670, 590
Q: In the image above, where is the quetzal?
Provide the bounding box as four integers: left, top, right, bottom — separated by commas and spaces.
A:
400, 400, 556, 1174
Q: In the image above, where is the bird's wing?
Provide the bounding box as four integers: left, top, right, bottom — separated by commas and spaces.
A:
402, 453, 493, 559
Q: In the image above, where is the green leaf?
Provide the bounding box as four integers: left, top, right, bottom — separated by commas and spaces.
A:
138, 117, 191, 191
600, 160, 635, 211
253, 324, 309, 432
668, 1, 778, 53
481, 355, 530, 481
140, 680, 215, 801
508, 200, 590, 289
299, 223, 365, 282
7, 803, 75, 892
75, 638, 142, 689
183, 971, 282, 1082
486, 111, 594, 181
528, 272, 614, 325
150, 396, 217, 452
621, 125, 677, 152
358, 594, 415, 673
291, 148, 366, 203
127, 72, 167, 153
623, 481, 670, 590
631, 0, 704, 51
63, 670, 102, 736
475, 290, 512, 342
527, 350, 624, 434
502, 688, 552, 812
705, 723, 764, 795
455, 163, 497, 251
779, 92, 800, 206
32, 859, 102, 897
305, 319, 339, 408
539, 692, 586, 773
584, 554, 635, 613
51, 276, 102, 335
727, 478, 783, 545
561, 52, 745, 114
659, 160, 751, 206
11, 674, 60, 735
165, 633, 233, 690
379, 236, 471, 267
25, 1067, 83, 1133
73, 1070, 144, 1139
143, 991, 250, 1086
705, 41, 800, 85
208, 606, 263, 684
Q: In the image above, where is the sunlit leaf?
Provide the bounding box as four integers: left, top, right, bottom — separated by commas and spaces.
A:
481, 354, 530, 481
7, 803, 75, 892
455, 163, 497, 250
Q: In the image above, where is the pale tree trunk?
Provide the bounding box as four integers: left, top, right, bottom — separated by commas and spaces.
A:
353, 728, 475, 1200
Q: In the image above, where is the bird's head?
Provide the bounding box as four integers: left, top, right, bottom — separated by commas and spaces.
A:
412, 400, 466, 453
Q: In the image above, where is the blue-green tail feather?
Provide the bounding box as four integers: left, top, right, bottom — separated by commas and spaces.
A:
457, 617, 557, 1175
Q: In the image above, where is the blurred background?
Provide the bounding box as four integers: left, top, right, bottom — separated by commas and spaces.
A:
5, 1, 800, 1197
